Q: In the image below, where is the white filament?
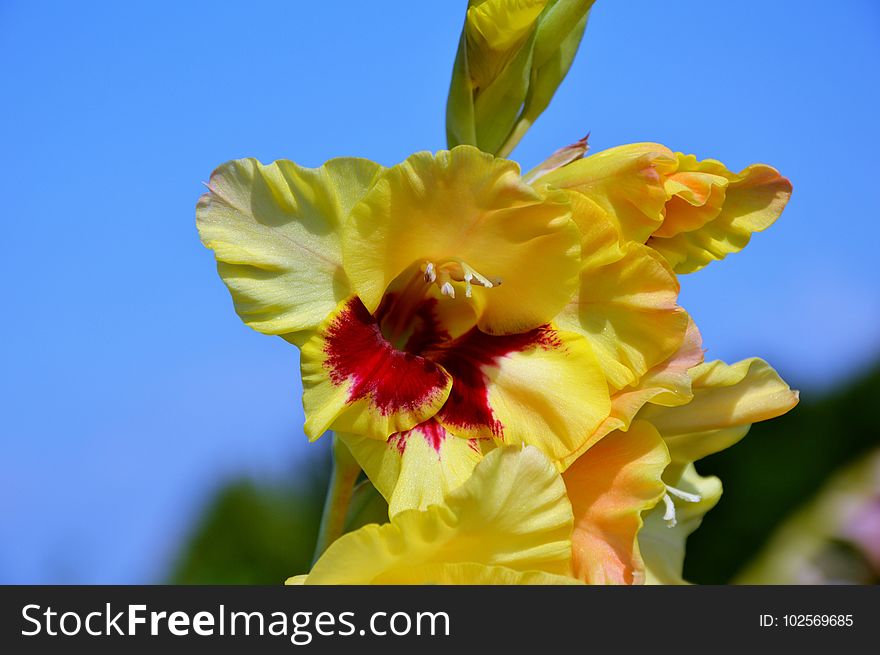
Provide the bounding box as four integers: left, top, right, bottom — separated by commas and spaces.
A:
661, 484, 702, 528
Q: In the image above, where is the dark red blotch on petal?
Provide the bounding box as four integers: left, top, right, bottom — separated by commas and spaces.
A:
429, 326, 561, 438
323, 298, 450, 415
389, 419, 449, 456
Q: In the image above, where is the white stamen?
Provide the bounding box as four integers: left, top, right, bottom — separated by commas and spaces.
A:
461, 262, 494, 289
662, 493, 677, 527
423, 261, 436, 283
426, 259, 499, 301
661, 484, 702, 528
666, 485, 702, 503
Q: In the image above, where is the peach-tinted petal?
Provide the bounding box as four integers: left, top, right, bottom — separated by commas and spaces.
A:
649, 154, 792, 273
654, 166, 727, 238
563, 421, 670, 584
540, 145, 791, 274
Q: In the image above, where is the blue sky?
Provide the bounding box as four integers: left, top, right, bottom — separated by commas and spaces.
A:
1, 1, 878, 583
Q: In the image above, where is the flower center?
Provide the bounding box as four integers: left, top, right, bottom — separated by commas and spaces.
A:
376, 259, 500, 354
421, 259, 501, 299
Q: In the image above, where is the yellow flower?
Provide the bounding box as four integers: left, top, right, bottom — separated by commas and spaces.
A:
198, 141, 796, 585
199, 0, 800, 586
447, 0, 596, 156
198, 145, 691, 472
537, 142, 793, 273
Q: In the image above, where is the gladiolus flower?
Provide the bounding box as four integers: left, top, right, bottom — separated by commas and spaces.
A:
198, 138, 796, 586
198, 145, 690, 476
198, 0, 802, 587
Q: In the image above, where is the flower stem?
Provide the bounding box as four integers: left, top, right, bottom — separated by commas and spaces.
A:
311, 434, 360, 565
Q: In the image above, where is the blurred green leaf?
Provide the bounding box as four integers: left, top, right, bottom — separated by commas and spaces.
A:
168, 456, 328, 584
168, 450, 390, 584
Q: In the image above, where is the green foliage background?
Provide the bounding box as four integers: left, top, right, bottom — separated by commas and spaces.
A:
169, 364, 880, 585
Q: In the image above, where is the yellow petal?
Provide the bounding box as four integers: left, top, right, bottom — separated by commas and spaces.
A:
638, 358, 799, 464
197, 157, 383, 346
343, 146, 581, 335
639, 464, 723, 585
431, 325, 610, 466
300, 296, 453, 441
304, 445, 574, 583
556, 193, 689, 390
564, 421, 670, 584
340, 421, 484, 517
540, 143, 677, 243
648, 154, 792, 274
556, 317, 703, 471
